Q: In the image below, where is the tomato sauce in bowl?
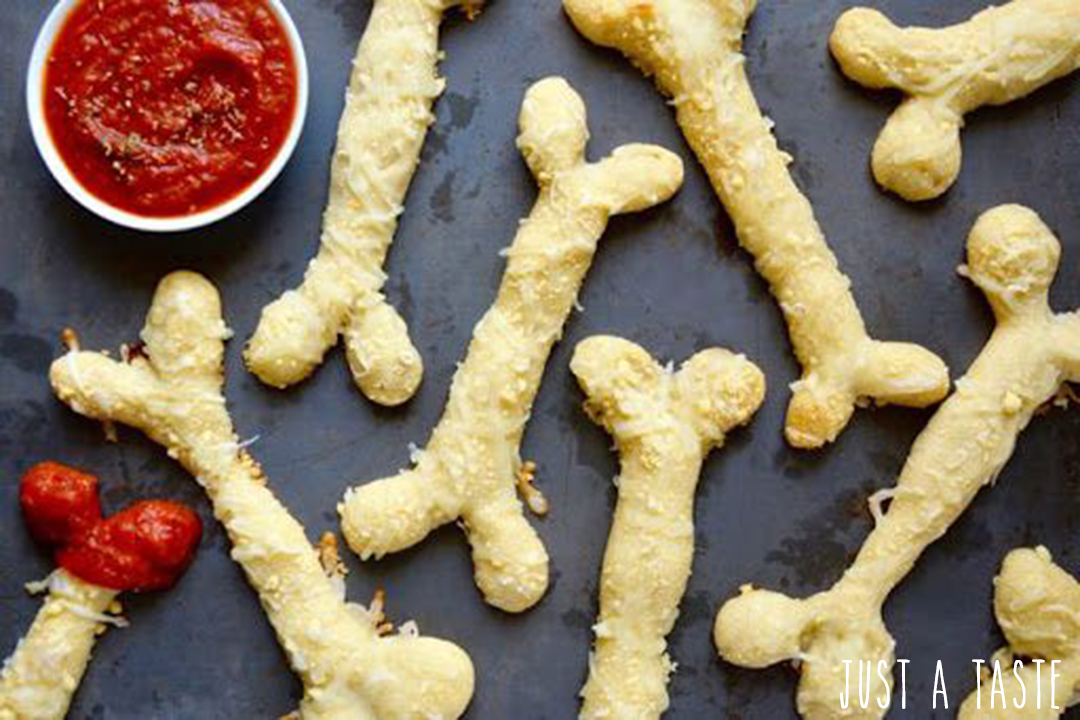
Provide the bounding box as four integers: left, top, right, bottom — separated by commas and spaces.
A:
40, 0, 300, 219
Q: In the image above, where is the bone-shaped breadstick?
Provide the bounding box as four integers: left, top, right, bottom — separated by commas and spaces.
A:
0, 572, 119, 720
831, 0, 1080, 202
562, 0, 950, 449
570, 336, 765, 719
246, 0, 483, 406
959, 547, 1080, 719
50, 272, 475, 719
338, 77, 685, 613
714, 205, 1080, 719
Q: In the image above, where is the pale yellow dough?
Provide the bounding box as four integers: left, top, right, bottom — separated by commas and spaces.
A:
51, 272, 475, 719
246, 0, 483, 406
0, 571, 119, 720
714, 205, 1080, 719
562, 0, 950, 449
339, 77, 685, 613
959, 547, 1080, 719
831, 0, 1080, 202
571, 336, 765, 719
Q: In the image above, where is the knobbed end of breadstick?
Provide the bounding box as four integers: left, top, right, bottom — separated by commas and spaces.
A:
675, 348, 766, 445
994, 546, 1080, 660
246, 290, 336, 389
872, 100, 962, 201
829, 7, 912, 91
714, 587, 809, 669
517, 77, 684, 211
959, 547, 1080, 718
141, 271, 229, 380
570, 336, 665, 437
465, 499, 550, 613
517, 77, 589, 181
49, 272, 235, 433
785, 339, 949, 449
344, 299, 423, 406
333, 635, 475, 720
857, 340, 951, 408
586, 144, 685, 215
49, 352, 146, 430
785, 378, 857, 449
340, 466, 548, 613
339, 469, 452, 560
298, 634, 476, 719
715, 587, 894, 718
964, 205, 1059, 320
572, 337, 764, 448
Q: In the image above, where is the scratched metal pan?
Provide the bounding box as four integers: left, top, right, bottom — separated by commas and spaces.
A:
2, 0, 1079, 717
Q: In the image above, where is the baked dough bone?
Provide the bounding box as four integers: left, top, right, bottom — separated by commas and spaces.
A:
572, 336, 765, 450
50, 272, 475, 720
959, 547, 1080, 719
562, 0, 950, 449
571, 336, 765, 719
245, 0, 487, 406
715, 205, 1080, 719
830, 0, 1080, 202
339, 77, 684, 613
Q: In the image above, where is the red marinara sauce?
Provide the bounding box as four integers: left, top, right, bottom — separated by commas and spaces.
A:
43, 0, 298, 218
20, 461, 202, 591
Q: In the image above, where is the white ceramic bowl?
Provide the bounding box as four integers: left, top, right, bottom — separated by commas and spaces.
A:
26, 0, 309, 233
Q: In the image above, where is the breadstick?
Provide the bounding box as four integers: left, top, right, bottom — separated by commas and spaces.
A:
339, 77, 685, 613
50, 272, 475, 719
831, 0, 1080, 201
0, 572, 118, 720
571, 336, 764, 719
2, 462, 201, 720
959, 547, 1080, 719
246, 0, 483, 406
563, 0, 949, 449
714, 205, 1080, 719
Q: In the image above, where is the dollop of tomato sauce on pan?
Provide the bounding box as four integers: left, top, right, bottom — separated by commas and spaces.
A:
43, 0, 298, 218
20, 461, 202, 592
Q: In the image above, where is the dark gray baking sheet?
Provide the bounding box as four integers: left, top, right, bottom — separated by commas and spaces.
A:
2, 0, 1080, 717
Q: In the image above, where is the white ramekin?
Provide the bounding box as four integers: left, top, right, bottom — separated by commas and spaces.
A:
26, 0, 309, 233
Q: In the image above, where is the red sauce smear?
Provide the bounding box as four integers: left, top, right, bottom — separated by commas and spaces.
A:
43, 0, 298, 218
20, 461, 202, 591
